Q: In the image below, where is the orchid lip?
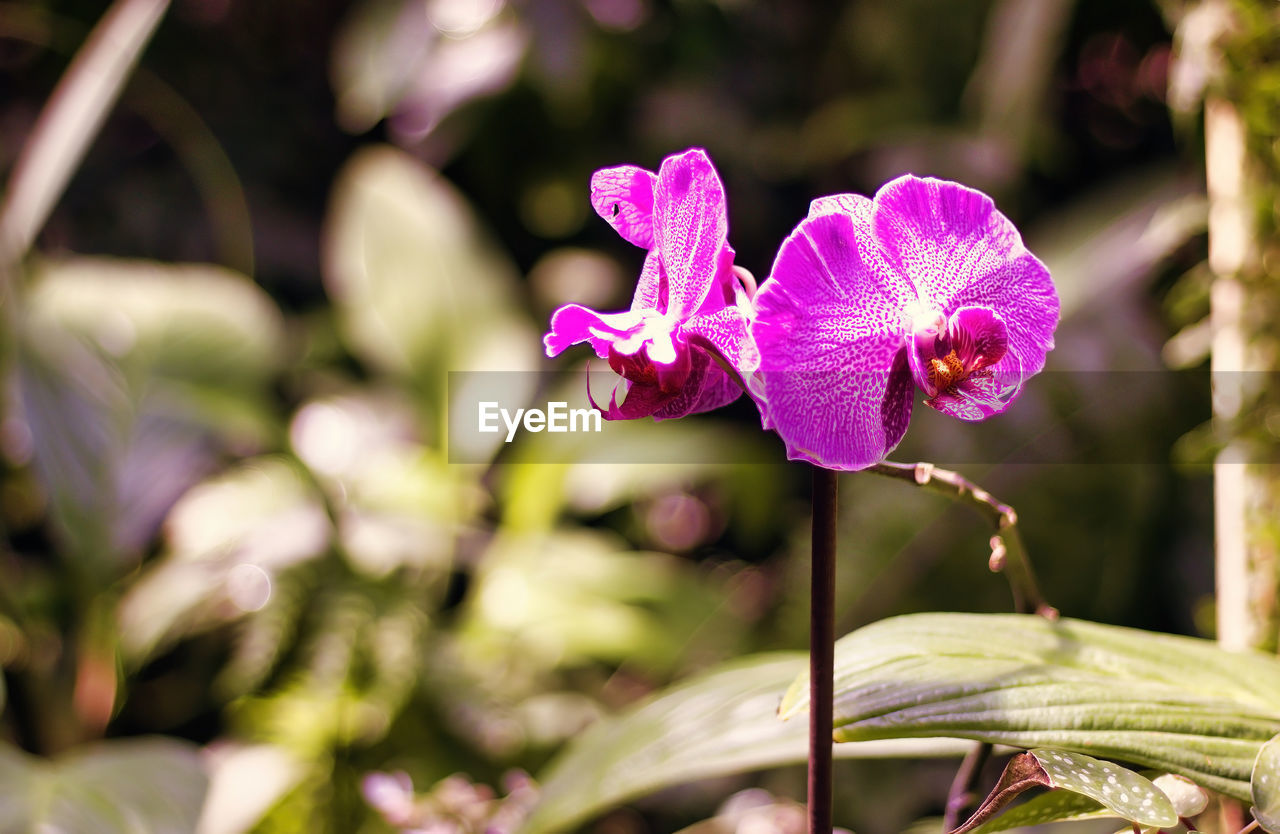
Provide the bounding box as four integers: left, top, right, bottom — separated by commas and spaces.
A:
607, 311, 680, 363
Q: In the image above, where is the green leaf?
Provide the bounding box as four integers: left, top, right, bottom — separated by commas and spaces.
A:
1030, 749, 1177, 828
116, 456, 331, 667
15, 326, 132, 570
781, 613, 1280, 801
1252, 732, 1280, 834
27, 256, 286, 389
196, 744, 307, 834
0, 737, 207, 833
17, 258, 287, 571
966, 788, 1113, 834
322, 145, 538, 387
967, 769, 1208, 834
521, 653, 976, 834
329, 0, 522, 135
330, 0, 431, 133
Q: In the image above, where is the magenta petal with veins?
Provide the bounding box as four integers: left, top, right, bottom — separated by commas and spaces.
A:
752, 175, 1059, 469
544, 148, 756, 420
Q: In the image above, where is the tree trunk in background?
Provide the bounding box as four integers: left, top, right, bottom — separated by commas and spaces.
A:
1195, 0, 1280, 652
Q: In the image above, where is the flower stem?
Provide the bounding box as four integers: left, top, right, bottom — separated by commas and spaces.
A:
809, 466, 837, 834
867, 462, 1055, 618
942, 742, 991, 832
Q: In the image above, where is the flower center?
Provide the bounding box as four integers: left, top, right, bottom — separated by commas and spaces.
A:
926, 350, 968, 392
907, 307, 1010, 400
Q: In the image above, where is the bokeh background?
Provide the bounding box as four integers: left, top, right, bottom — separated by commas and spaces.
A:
0, 0, 1259, 831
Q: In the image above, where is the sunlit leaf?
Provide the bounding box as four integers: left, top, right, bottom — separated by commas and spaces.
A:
289, 390, 486, 578
27, 256, 285, 387
459, 530, 731, 673
16, 324, 133, 569
0, 738, 207, 834
117, 456, 331, 666
16, 257, 287, 571
331, 0, 433, 133
229, 591, 427, 758
1153, 772, 1208, 818
967, 769, 1208, 834
195, 743, 307, 834
1252, 732, 1280, 834
781, 613, 1280, 801
331, 0, 524, 139
520, 653, 976, 834
322, 144, 539, 398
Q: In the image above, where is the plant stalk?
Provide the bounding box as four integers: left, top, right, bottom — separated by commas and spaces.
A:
867, 462, 1054, 618
942, 742, 992, 832
809, 466, 838, 834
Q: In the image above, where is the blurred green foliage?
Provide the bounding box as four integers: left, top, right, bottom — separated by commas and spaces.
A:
0, 0, 1240, 831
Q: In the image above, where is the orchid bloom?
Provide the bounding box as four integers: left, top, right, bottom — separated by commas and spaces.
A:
544, 148, 755, 420
752, 175, 1059, 470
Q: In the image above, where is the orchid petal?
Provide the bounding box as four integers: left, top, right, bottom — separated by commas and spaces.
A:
596, 378, 664, 420
549, 148, 753, 425
544, 304, 644, 358
629, 250, 664, 314
590, 165, 657, 249
808, 192, 872, 219
753, 210, 916, 469
595, 350, 734, 422
682, 305, 757, 379
652, 352, 740, 421
653, 148, 730, 318
872, 174, 1058, 387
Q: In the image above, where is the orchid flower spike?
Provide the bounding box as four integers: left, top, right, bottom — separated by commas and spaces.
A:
544, 148, 756, 420
752, 175, 1059, 470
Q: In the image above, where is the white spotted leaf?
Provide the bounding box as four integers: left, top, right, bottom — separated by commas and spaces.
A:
967, 770, 1206, 834
1251, 732, 1280, 834
1030, 749, 1177, 828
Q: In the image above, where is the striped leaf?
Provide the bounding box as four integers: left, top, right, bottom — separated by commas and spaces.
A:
520, 653, 973, 834
781, 613, 1280, 801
